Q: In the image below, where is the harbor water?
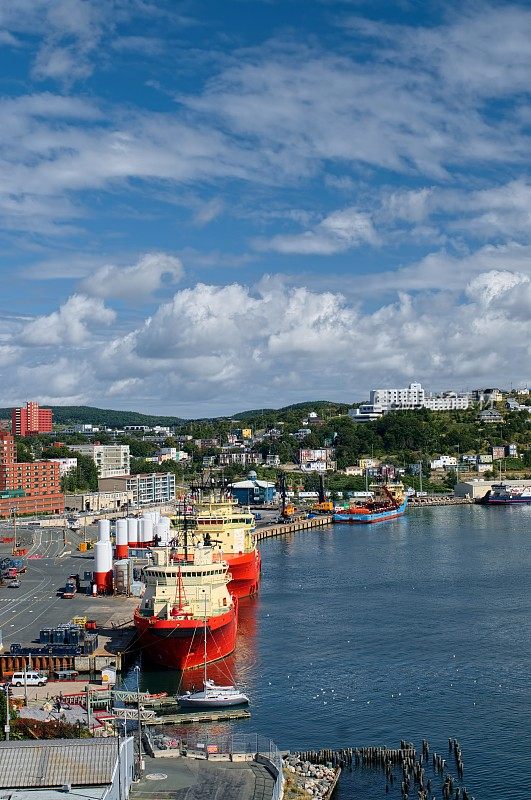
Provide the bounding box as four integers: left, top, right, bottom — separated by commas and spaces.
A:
127, 505, 530, 799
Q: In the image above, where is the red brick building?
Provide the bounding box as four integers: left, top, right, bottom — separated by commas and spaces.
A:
0, 431, 63, 517
11, 401, 53, 437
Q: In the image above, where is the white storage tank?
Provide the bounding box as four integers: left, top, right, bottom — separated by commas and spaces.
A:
127, 517, 139, 547
98, 519, 111, 542
115, 518, 129, 559
94, 540, 113, 592
154, 521, 167, 546
142, 517, 153, 545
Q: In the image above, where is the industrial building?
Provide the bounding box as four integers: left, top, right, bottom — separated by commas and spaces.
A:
0, 737, 134, 800
99, 472, 176, 506
74, 444, 130, 478
11, 401, 53, 437
230, 473, 276, 505
65, 489, 134, 513
0, 430, 63, 517
454, 479, 530, 500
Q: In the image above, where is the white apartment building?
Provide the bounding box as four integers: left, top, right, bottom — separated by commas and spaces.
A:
47, 457, 77, 477
430, 455, 458, 470
370, 382, 425, 408
350, 382, 469, 421
99, 472, 176, 506
74, 444, 130, 479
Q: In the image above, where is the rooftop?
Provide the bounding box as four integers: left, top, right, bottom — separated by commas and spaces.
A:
0, 739, 119, 788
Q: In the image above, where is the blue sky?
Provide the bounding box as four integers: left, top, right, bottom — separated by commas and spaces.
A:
0, 0, 530, 416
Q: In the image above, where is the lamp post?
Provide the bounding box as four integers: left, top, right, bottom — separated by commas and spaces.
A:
134, 665, 143, 777
3, 683, 10, 741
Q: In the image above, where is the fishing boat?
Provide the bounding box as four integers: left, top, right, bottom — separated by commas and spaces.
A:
174, 493, 261, 598
176, 593, 249, 709
333, 482, 408, 523
133, 541, 238, 670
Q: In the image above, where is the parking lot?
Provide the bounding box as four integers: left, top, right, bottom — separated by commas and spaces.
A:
0, 525, 135, 651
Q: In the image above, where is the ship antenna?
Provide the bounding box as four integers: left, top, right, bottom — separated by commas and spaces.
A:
183, 484, 190, 562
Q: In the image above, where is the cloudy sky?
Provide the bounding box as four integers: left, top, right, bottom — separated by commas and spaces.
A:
1, 0, 530, 416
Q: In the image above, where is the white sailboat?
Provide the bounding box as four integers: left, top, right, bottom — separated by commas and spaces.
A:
176, 592, 249, 709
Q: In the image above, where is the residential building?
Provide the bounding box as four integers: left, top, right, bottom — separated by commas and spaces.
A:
349, 403, 388, 422
202, 455, 216, 468
219, 451, 263, 467
371, 382, 426, 409
423, 392, 469, 411
74, 443, 130, 478
491, 446, 506, 460
299, 447, 336, 472
265, 454, 281, 467
0, 430, 63, 517
479, 409, 503, 424
430, 455, 458, 470
344, 465, 363, 476
471, 387, 503, 405
98, 472, 176, 506
65, 490, 134, 513
359, 458, 380, 469
194, 438, 220, 449
145, 447, 190, 465
292, 428, 312, 440
47, 457, 77, 477
11, 401, 53, 437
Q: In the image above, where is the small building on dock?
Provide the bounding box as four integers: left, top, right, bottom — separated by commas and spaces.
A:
454, 479, 530, 500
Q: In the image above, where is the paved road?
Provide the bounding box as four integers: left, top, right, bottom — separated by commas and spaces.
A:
0, 526, 132, 649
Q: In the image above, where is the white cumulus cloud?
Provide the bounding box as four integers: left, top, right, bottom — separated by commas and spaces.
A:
20, 294, 115, 346
81, 252, 184, 301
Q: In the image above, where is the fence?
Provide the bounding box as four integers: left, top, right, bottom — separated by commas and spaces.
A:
145, 731, 284, 800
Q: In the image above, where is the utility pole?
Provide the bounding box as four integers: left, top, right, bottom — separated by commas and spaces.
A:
419, 460, 423, 494
11, 508, 17, 552
4, 683, 10, 741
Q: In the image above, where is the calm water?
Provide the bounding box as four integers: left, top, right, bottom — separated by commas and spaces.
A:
127, 505, 530, 799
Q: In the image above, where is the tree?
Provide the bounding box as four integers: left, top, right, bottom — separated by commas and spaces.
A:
61, 453, 98, 492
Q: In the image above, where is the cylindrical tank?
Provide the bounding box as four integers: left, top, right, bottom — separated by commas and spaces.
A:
113, 559, 130, 594
94, 540, 113, 592
127, 517, 139, 547
154, 521, 167, 546
98, 519, 111, 542
142, 517, 153, 546
115, 518, 129, 559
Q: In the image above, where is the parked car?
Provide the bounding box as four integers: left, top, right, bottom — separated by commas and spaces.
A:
8, 579, 21, 588
11, 671, 47, 687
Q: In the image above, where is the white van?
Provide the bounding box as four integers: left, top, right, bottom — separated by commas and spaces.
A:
11, 671, 47, 687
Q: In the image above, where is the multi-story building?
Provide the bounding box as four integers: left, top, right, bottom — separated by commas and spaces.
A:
11, 401, 53, 437
350, 382, 469, 421
74, 444, 130, 479
218, 451, 263, 467
264, 454, 280, 467
430, 455, 458, 470
47, 457, 77, 477
299, 448, 336, 472
0, 430, 63, 517
98, 472, 176, 506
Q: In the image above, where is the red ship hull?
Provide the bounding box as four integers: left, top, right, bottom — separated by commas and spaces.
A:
134, 601, 238, 670
173, 549, 261, 599
225, 549, 261, 598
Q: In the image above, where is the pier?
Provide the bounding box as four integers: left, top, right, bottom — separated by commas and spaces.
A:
256, 515, 332, 540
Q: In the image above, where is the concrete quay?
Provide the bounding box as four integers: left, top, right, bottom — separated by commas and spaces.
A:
256, 515, 332, 540
408, 495, 473, 507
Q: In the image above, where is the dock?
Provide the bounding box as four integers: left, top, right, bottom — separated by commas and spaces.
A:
256, 515, 332, 540
408, 495, 473, 507
143, 707, 251, 725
